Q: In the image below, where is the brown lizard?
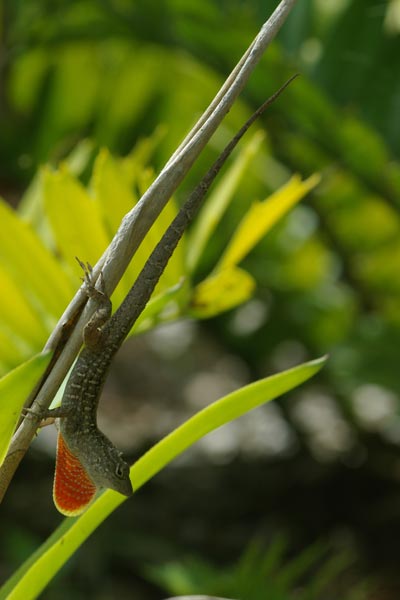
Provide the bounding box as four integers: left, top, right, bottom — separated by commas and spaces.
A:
45, 77, 296, 516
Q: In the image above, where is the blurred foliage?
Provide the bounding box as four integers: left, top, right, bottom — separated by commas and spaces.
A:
147, 537, 369, 600
1, 0, 400, 393
0, 352, 51, 465
0, 138, 316, 375
1, 0, 400, 597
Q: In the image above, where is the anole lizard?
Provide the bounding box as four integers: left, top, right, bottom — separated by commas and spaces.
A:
43, 77, 296, 516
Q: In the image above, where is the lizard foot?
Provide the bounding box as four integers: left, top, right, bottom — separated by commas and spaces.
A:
22, 405, 69, 426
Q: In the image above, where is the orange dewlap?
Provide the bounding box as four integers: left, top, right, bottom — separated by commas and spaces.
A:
53, 433, 97, 517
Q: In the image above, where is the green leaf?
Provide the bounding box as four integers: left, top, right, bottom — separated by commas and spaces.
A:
91, 149, 184, 305
0, 197, 73, 320
217, 173, 321, 270
0, 330, 29, 374
133, 280, 187, 333
7, 48, 49, 116
91, 148, 138, 237
127, 198, 185, 298
125, 124, 167, 173
0, 356, 326, 600
42, 166, 110, 275
19, 140, 95, 227
0, 352, 52, 467
96, 48, 161, 147
190, 267, 255, 318
90, 148, 142, 306
0, 265, 48, 350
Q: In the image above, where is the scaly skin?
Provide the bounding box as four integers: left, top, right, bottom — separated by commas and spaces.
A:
52, 270, 132, 515
50, 79, 294, 516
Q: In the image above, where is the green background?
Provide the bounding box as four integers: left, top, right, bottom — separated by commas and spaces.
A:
1, 0, 400, 598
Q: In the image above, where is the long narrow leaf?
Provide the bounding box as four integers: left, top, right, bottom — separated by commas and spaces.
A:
0, 356, 326, 600
190, 266, 255, 319
217, 173, 321, 270
42, 167, 110, 274
0, 198, 73, 318
0, 352, 52, 466
187, 130, 265, 273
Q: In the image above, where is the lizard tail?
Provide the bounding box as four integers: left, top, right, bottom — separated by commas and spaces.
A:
53, 433, 97, 516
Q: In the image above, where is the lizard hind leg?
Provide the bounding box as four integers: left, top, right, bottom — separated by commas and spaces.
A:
53, 433, 97, 516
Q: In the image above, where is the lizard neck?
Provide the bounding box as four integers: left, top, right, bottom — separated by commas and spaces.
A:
61, 345, 114, 428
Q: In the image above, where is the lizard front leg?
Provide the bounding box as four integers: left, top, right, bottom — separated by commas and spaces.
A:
76, 258, 112, 351
22, 261, 110, 425
22, 404, 71, 425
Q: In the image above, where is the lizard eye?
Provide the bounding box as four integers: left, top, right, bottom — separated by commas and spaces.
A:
115, 463, 125, 478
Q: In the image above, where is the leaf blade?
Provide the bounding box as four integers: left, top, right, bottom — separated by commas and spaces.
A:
0, 356, 327, 600
0, 197, 73, 319
0, 352, 52, 467
187, 130, 266, 272
42, 167, 110, 274
190, 267, 255, 319
218, 173, 321, 270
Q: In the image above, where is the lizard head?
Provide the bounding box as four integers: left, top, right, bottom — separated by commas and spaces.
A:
54, 431, 133, 516
99, 452, 133, 497
84, 438, 133, 497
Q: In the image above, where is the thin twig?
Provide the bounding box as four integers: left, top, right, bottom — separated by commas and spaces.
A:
0, 0, 297, 503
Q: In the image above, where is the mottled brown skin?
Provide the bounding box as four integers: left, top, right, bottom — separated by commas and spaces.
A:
54, 273, 133, 496
50, 79, 294, 500
59, 343, 132, 495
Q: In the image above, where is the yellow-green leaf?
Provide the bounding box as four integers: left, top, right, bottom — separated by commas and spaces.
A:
0, 197, 73, 319
187, 130, 266, 272
133, 280, 187, 333
0, 356, 326, 600
0, 264, 48, 349
91, 149, 144, 305
0, 330, 33, 375
92, 149, 184, 302
125, 200, 185, 298
91, 148, 138, 236
19, 140, 95, 226
125, 124, 166, 174
218, 173, 321, 270
0, 352, 52, 467
190, 267, 255, 318
42, 167, 110, 275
